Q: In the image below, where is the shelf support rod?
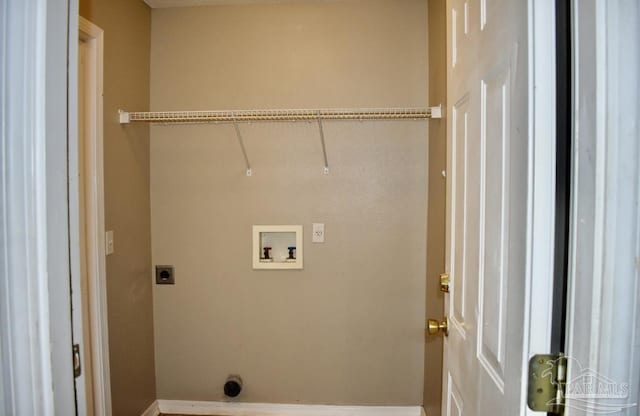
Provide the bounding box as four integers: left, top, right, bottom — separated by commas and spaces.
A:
316, 114, 329, 175
233, 120, 252, 176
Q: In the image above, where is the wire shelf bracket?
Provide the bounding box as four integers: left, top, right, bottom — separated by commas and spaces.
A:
232, 120, 252, 177
118, 106, 442, 176
316, 113, 330, 175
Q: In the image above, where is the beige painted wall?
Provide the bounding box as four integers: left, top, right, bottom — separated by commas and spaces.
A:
151, 0, 429, 405
79, 1, 157, 415
423, 1, 446, 415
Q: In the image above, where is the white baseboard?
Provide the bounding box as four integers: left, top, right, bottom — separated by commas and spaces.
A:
155, 400, 423, 416
421, 407, 427, 416
141, 400, 160, 416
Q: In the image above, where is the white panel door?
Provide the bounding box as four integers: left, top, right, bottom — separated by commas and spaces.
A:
443, 0, 531, 414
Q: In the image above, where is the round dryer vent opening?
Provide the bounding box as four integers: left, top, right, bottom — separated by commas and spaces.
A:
224, 375, 243, 398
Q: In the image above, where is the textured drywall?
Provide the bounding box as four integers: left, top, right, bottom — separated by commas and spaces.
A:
150, 0, 429, 405
79, 1, 157, 415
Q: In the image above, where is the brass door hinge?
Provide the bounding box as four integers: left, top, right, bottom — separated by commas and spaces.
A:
73, 344, 82, 378
527, 353, 567, 414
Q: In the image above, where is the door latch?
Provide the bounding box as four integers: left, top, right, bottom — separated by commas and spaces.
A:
439, 273, 450, 293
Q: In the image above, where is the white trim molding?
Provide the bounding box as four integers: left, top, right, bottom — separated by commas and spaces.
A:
141, 400, 161, 416
1, 0, 76, 414
0, 0, 77, 416
521, 1, 557, 415
0, 0, 54, 413
153, 400, 422, 416
565, 0, 640, 413
74, 17, 111, 416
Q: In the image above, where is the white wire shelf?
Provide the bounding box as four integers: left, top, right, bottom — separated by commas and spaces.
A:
118, 106, 441, 124
119, 106, 442, 176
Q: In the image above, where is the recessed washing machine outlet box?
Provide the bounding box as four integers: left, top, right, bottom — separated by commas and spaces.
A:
155, 265, 175, 284
252, 225, 303, 270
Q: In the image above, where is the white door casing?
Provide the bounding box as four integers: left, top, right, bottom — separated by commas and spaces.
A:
442, 1, 556, 415
70, 17, 111, 416
0, 0, 79, 414
565, 1, 640, 415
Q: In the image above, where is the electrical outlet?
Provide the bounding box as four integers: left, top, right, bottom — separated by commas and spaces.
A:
312, 223, 325, 243
155, 265, 175, 285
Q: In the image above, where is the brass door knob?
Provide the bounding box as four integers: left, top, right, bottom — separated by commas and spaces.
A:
427, 318, 449, 336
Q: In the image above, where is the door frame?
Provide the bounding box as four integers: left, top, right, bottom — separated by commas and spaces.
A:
0, 0, 77, 414
521, 3, 558, 414
564, 1, 640, 413
74, 16, 112, 416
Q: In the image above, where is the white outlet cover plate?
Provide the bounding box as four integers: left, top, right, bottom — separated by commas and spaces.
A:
312, 223, 325, 243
